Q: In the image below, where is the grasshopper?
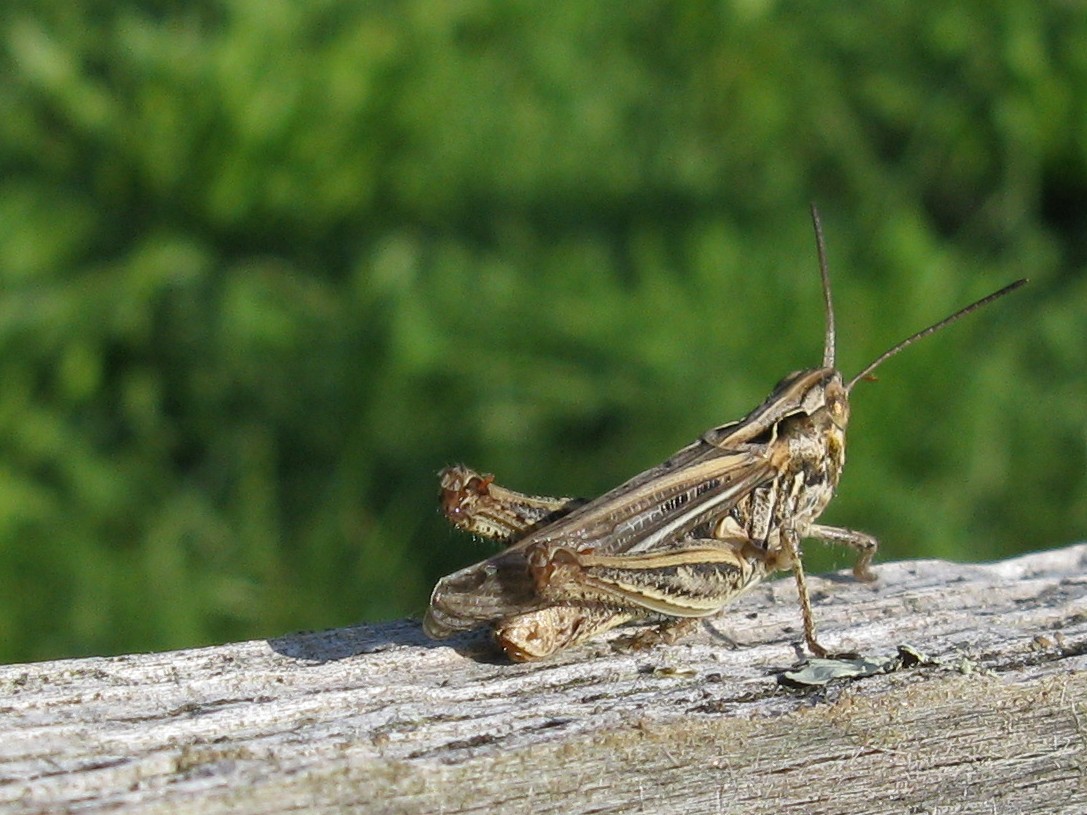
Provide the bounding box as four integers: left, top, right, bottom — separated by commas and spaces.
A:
424, 208, 1026, 661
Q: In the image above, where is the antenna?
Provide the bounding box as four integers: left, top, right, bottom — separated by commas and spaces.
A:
845, 278, 1027, 392
810, 205, 836, 369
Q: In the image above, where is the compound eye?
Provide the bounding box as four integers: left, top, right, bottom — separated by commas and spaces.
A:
827, 391, 850, 425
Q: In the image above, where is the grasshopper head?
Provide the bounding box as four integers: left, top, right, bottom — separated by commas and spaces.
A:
777, 368, 850, 425
748, 366, 849, 441
799, 369, 850, 434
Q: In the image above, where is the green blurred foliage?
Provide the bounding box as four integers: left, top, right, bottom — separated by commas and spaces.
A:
0, 1, 1083, 663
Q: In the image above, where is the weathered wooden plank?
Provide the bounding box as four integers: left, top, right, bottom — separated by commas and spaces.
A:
2, 545, 1085, 814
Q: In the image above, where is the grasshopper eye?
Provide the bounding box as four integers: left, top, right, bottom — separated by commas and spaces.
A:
826, 391, 849, 427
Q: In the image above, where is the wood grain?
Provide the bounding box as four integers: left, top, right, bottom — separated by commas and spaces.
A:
2, 544, 1085, 814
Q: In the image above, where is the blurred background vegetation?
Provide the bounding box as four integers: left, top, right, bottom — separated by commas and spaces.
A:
0, 1, 1084, 664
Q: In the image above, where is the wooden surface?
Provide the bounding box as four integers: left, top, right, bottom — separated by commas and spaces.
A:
2, 544, 1086, 815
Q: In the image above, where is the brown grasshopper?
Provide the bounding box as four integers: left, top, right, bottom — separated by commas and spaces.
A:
424, 208, 1026, 661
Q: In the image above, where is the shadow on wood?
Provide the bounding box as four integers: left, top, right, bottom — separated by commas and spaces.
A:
2, 545, 1086, 814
